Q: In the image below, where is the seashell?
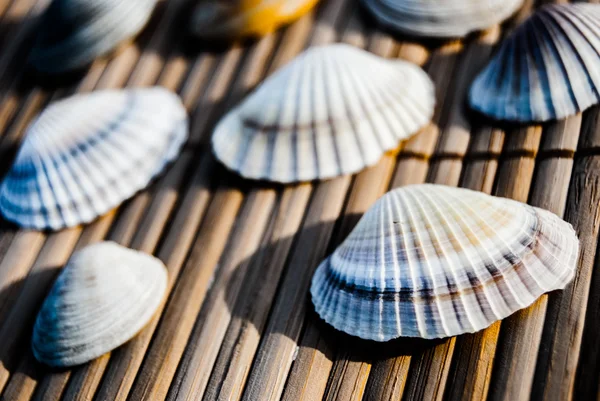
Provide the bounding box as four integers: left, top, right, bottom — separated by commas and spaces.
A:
212, 44, 435, 183
311, 184, 579, 341
361, 0, 524, 38
0, 87, 188, 231
32, 241, 168, 367
29, 0, 158, 74
469, 4, 600, 122
190, 0, 319, 40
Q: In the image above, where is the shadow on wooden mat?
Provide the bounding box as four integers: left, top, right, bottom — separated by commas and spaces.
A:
220, 217, 444, 361
0, 265, 64, 379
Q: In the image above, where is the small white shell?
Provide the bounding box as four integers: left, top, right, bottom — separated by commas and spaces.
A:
362, 0, 524, 38
31, 241, 168, 367
311, 184, 579, 341
469, 4, 600, 122
212, 43, 435, 183
29, 0, 157, 74
0, 87, 188, 231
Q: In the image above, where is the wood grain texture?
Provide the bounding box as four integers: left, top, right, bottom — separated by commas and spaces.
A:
0, 0, 597, 400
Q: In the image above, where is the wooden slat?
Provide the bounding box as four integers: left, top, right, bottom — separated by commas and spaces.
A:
486, 116, 581, 401
530, 106, 600, 401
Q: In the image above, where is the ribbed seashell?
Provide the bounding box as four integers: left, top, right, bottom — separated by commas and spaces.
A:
32, 242, 167, 367
190, 0, 319, 40
469, 4, 600, 122
29, 0, 157, 74
362, 0, 524, 38
311, 184, 579, 341
0, 87, 188, 231
212, 44, 435, 183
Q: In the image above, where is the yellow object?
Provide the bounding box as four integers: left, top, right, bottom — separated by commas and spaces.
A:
190, 0, 319, 40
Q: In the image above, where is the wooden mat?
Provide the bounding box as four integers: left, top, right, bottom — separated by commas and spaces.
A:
0, 0, 598, 400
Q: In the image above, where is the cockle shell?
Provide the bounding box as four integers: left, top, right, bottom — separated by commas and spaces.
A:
29, 0, 157, 74
311, 184, 579, 341
212, 44, 435, 183
0, 87, 188, 231
191, 0, 319, 40
32, 242, 167, 367
469, 4, 600, 122
362, 0, 524, 38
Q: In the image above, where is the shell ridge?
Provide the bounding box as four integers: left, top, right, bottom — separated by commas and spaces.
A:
402, 188, 456, 337
383, 195, 403, 337
308, 49, 325, 179
453, 192, 541, 310
413, 187, 485, 335
430, 187, 506, 325
388, 190, 422, 338
537, 11, 584, 115
362, 63, 417, 145
343, 56, 387, 163
303, 52, 320, 180
501, 208, 547, 305
552, 8, 600, 101
320, 50, 345, 176
332, 51, 371, 172
441, 189, 524, 321
530, 208, 579, 290
269, 50, 306, 181
289, 46, 318, 181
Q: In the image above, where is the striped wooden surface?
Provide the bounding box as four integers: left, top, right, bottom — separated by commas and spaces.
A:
0, 0, 598, 400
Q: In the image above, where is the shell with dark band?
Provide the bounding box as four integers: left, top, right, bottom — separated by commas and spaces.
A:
311, 184, 579, 341
211, 44, 435, 183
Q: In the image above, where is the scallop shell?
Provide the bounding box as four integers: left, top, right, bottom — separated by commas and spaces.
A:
190, 0, 319, 40
362, 0, 524, 38
212, 44, 435, 183
0, 87, 188, 231
29, 0, 157, 74
469, 4, 600, 122
311, 184, 579, 341
31, 241, 167, 367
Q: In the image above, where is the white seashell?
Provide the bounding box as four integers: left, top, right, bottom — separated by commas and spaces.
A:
361, 0, 524, 38
311, 184, 579, 341
212, 43, 435, 183
469, 4, 600, 122
29, 0, 158, 74
31, 241, 168, 367
0, 87, 188, 231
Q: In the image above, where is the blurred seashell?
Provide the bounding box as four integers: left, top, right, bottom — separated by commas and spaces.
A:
0, 87, 188, 231
190, 0, 318, 40
311, 184, 579, 341
470, 4, 600, 122
32, 241, 168, 367
362, 0, 524, 38
29, 0, 158, 74
212, 44, 435, 183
